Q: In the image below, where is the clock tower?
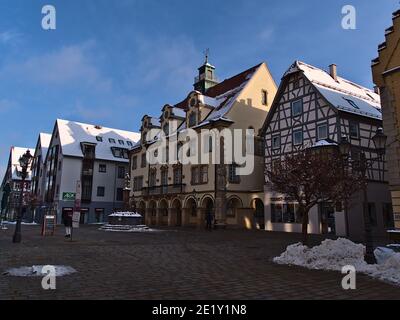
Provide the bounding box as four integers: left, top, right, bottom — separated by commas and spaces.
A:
193, 50, 219, 94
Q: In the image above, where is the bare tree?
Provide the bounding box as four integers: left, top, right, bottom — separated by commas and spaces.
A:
266, 146, 365, 245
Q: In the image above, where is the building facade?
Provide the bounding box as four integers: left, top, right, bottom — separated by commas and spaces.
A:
263, 61, 393, 240
31, 119, 140, 224
129, 59, 277, 229
0, 146, 35, 221
30, 133, 51, 223
372, 9, 400, 229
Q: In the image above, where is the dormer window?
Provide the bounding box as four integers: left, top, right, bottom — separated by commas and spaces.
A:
189, 97, 197, 108
109, 138, 116, 144
163, 123, 170, 136
96, 136, 103, 142
189, 112, 197, 127
127, 141, 133, 147
81, 143, 96, 159
111, 147, 129, 159
118, 140, 125, 145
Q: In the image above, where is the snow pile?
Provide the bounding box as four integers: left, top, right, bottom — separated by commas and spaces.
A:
101, 227, 160, 233
4, 265, 76, 277
109, 212, 142, 218
274, 238, 400, 286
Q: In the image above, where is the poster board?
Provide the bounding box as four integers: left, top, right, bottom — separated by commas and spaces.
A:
72, 180, 81, 229
42, 215, 56, 236
72, 212, 81, 229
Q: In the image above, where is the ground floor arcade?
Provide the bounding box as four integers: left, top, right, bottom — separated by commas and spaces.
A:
133, 193, 265, 229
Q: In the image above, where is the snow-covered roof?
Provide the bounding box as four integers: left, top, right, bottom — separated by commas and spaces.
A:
171, 107, 186, 118
39, 133, 51, 163
286, 61, 382, 120
10, 147, 35, 180
56, 119, 140, 162
149, 117, 161, 127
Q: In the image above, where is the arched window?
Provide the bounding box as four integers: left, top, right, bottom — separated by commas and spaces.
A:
188, 112, 197, 127
163, 123, 169, 136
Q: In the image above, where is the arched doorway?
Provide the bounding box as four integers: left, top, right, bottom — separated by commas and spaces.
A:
185, 197, 197, 225
148, 200, 157, 225
172, 199, 182, 227
138, 201, 146, 224
202, 197, 214, 226
226, 197, 242, 220
159, 199, 169, 226
252, 199, 265, 230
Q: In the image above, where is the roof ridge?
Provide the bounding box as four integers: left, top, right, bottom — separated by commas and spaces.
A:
312, 80, 378, 103
57, 118, 137, 134
297, 61, 377, 98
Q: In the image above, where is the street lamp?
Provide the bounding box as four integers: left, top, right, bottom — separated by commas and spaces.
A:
12, 150, 33, 243
372, 127, 387, 156
339, 129, 387, 264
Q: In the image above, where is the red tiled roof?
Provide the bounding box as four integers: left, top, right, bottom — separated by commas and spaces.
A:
172, 63, 263, 110
205, 63, 262, 98
174, 98, 188, 110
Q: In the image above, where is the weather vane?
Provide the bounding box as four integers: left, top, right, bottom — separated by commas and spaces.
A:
204, 48, 210, 64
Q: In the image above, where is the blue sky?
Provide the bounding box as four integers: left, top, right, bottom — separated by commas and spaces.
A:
0, 0, 398, 178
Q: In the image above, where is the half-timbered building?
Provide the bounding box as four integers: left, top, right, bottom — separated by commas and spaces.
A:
262, 61, 394, 240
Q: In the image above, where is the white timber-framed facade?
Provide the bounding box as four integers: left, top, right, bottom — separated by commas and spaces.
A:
262, 61, 394, 240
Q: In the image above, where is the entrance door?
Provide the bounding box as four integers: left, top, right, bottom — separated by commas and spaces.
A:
176, 207, 182, 227
253, 199, 265, 230
319, 203, 336, 235
80, 208, 89, 224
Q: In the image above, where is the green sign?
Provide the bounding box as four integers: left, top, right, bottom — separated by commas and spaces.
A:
63, 192, 76, 201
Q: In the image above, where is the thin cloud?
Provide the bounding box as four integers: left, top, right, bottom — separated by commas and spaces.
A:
0, 30, 22, 45
127, 35, 201, 91
1, 41, 112, 92
0, 99, 18, 113
258, 27, 275, 41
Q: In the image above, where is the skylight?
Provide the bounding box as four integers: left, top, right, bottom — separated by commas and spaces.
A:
343, 98, 360, 110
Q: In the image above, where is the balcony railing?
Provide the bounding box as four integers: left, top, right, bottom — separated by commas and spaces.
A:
142, 184, 186, 196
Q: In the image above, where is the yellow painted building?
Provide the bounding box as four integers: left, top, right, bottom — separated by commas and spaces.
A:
372, 9, 400, 229
129, 58, 277, 228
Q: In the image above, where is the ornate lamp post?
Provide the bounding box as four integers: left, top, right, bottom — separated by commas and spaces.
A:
339, 128, 387, 264
12, 150, 33, 243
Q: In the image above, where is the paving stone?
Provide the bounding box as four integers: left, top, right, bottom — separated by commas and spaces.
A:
0, 225, 399, 300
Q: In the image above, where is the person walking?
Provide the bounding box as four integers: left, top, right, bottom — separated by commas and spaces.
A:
205, 212, 214, 231
62, 210, 73, 238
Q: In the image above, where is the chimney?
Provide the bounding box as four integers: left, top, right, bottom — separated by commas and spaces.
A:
374, 86, 381, 95
329, 64, 338, 81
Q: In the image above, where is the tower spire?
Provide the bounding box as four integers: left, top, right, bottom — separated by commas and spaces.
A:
194, 49, 218, 94
204, 48, 210, 64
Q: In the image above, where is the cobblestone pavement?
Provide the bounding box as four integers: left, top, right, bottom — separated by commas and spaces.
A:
0, 224, 399, 300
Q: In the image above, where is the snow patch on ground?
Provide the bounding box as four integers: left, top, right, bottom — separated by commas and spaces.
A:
4, 265, 76, 277
100, 227, 161, 233
274, 238, 400, 286
2, 221, 38, 226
